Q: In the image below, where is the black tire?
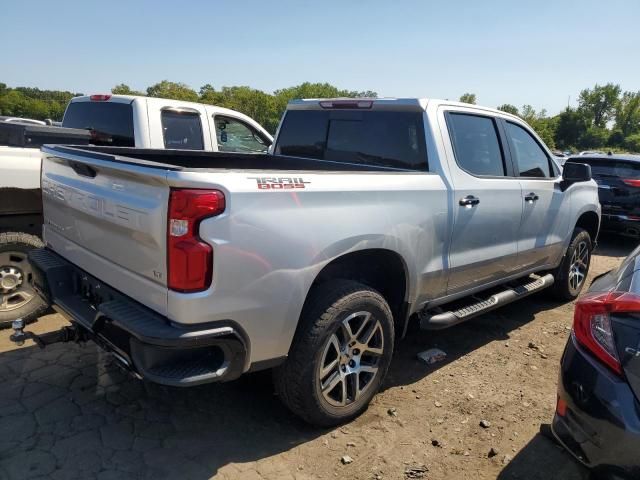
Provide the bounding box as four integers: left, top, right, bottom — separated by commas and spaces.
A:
549, 227, 592, 301
0, 232, 48, 328
274, 280, 394, 427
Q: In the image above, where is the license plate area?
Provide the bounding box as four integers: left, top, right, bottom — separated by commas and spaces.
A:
73, 270, 117, 311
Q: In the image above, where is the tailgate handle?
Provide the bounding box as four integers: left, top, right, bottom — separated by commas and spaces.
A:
70, 161, 97, 178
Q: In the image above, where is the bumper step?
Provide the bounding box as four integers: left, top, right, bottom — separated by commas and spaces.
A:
26, 248, 247, 386
420, 273, 555, 330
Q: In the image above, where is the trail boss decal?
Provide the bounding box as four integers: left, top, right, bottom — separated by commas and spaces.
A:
248, 177, 310, 190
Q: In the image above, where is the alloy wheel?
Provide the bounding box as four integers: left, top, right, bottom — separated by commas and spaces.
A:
568, 240, 589, 292
318, 311, 384, 407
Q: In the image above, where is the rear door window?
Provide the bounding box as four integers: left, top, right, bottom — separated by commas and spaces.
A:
62, 101, 135, 146
214, 116, 270, 153
161, 110, 204, 150
275, 110, 427, 170
446, 113, 506, 177
505, 122, 552, 178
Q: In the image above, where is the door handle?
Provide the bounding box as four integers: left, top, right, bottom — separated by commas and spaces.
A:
459, 195, 480, 207
524, 192, 539, 203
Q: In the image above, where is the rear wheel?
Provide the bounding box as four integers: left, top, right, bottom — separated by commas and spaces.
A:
274, 280, 394, 427
549, 227, 592, 301
0, 232, 48, 328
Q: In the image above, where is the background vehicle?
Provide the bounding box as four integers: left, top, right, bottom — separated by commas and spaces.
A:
553, 244, 640, 479
22, 98, 599, 426
63, 94, 273, 152
0, 95, 273, 326
567, 154, 640, 238
0, 116, 46, 126
0, 122, 91, 326
578, 150, 606, 156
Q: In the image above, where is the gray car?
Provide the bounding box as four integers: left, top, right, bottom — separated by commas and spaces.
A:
16, 98, 600, 426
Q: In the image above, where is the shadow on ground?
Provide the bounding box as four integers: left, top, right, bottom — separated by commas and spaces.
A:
497, 430, 589, 480
0, 235, 634, 479
387, 232, 638, 390
594, 232, 638, 258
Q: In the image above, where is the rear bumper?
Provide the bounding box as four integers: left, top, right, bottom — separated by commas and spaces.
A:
552, 336, 640, 476
600, 213, 640, 237
28, 248, 247, 387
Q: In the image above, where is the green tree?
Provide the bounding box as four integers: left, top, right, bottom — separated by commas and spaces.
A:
614, 91, 640, 137
580, 126, 609, 149
200, 85, 279, 132
199, 84, 216, 98
346, 90, 378, 98
511, 105, 556, 148
608, 129, 625, 147
554, 108, 587, 149
519, 105, 538, 124
272, 82, 378, 128
146, 80, 198, 102
112, 83, 145, 96
0, 84, 79, 120
578, 83, 621, 128
624, 133, 640, 153
273, 82, 361, 106
532, 117, 557, 149
459, 93, 476, 104
497, 104, 519, 115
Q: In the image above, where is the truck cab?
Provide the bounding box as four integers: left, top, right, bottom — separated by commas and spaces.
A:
62, 94, 273, 153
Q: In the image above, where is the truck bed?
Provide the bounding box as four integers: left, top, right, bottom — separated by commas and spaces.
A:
0, 123, 91, 148
44, 145, 420, 172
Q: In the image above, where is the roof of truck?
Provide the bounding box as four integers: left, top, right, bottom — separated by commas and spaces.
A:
288, 98, 520, 120
67, 95, 273, 139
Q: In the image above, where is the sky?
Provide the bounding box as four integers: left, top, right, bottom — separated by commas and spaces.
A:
2, 0, 639, 115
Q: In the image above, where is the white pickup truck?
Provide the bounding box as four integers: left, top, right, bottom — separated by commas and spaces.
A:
0, 95, 273, 326
19, 98, 599, 426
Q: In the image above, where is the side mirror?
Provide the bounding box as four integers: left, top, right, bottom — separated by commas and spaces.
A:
562, 162, 592, 183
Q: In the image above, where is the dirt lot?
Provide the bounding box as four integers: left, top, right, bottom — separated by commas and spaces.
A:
0, 234, 637, 480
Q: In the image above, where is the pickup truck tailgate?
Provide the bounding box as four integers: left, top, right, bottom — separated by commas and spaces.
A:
41, 147, 170, 315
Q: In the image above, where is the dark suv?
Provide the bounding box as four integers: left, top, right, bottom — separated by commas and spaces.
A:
567, 154, 640, 237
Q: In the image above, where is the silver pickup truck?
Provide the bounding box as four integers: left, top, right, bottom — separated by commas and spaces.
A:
17, 98, 600, 426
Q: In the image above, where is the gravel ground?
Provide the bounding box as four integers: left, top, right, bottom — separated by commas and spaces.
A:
0, 234, 636, 480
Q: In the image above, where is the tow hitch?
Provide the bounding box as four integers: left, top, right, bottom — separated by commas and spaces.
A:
9, 318, 86, 348
9, 317, 142, 379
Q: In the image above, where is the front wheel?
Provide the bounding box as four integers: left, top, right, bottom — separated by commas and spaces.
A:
0, 232, 49, 328
549, 227, 592, 301
274, 280, 394, 427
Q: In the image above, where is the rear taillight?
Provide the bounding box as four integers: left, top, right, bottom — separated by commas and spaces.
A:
573, 291, 640, 375
167, 189, 225, 292
622, 179, 640, 187
90, 94, 112, 101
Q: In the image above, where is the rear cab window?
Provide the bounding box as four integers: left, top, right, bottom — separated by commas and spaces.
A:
160, 110, 204, 150
275, 110, 427, 170
62, 101, 135, 146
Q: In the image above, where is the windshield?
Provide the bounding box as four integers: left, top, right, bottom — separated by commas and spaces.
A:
275, 110, 427, 170
63, 101, 135, 147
